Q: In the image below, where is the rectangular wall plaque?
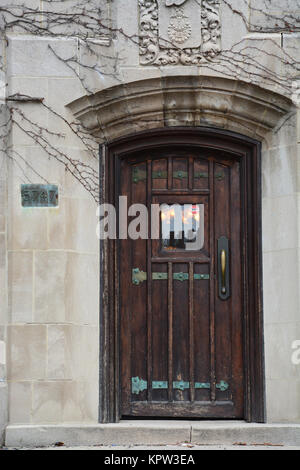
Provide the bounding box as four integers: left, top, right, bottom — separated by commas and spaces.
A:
21, 184, 58, 208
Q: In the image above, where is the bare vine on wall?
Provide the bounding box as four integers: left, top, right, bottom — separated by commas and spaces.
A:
0, 0, 299, 203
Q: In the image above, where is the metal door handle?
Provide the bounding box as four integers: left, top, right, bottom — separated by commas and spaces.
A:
218, 237, 230, 300
221, 249, 226, 294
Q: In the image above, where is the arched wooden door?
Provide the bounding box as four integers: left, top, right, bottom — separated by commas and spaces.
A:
119, 148, 244, 418
101, 128, 264, 423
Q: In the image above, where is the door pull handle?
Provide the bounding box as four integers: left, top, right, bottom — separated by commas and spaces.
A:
221, 249, 226, 295
218, 237, 230, 300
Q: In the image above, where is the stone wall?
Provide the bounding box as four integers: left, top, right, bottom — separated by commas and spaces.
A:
263, 115, 300, 422
5, 25, 100, 425
1, 0, 300, 429
0, 34, 8, 444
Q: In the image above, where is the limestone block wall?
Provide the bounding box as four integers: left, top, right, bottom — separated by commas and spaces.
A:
0, 36, 8, 443
262, 115, 300, 422
2, 0, 300, 426
5, 34, 100, 424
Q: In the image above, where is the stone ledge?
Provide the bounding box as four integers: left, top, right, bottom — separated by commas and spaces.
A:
5, 422, 192, 448
0, 384, 8, 446
5, 421, 300, 448
191, 422, 300, 446
67, 76, 295, 142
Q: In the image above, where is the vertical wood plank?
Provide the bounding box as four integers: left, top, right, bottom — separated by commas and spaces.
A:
209, 160, 216, 402
152, 159, 168, 190
189, 261, 195, 402
119, 159, 132, 415
152, 262, 169, 402
214, 163, 231, 402
130, 161, 148, 402
173, 158, 188, 190
188, 156, 193, 190
168, 157, 173, 190
147, 159, 153, 402
168, 261, 173, 402
230, 160, 244, 415
193, 262, 210, 402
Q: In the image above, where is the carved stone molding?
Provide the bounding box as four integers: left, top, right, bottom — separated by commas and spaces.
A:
67, 76, 294, 142
139, 0, 221, 65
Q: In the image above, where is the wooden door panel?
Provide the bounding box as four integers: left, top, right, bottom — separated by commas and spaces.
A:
193, 158, 209, 190
152, 159, 168, 190
172, 263, 190, 402
193, 262, 210, 402
120, 152, 244, 419
151, 262, 168, 403
214, 162, 232, 403
173, 158, 189, 190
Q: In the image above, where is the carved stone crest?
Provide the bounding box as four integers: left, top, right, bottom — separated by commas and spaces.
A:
168, 7, 191, 44
139, 0, 221, 65
165, 0, 189, 5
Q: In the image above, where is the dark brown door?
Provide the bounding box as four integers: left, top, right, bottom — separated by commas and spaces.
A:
119, 150, 244, 418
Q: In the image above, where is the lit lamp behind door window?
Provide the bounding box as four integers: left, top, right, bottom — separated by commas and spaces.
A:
161, 203, 204, 252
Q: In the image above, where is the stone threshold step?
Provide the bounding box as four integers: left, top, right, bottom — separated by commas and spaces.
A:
5, 421, 300, 448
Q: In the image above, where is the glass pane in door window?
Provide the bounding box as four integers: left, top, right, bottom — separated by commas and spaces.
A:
160, 204, 204, 251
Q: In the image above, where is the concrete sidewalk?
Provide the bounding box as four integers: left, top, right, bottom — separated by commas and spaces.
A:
2, 444, 300, 450
5, 421, 300, 448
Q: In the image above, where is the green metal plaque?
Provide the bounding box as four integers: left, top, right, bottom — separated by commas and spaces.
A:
21, 184, 58, 208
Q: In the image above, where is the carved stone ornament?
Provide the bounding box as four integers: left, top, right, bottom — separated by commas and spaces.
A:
168, 7, 192, 44
165, 0, 189, 5
139, 0, 221, 65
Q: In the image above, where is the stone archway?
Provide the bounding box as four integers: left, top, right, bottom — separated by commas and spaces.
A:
68, 76, 295, 423
68, 75, 294, 142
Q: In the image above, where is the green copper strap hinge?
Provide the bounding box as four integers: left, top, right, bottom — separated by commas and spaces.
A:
132, 169, 189, 183
132, 168, 224, 183
132, 268, 209, 285
131, 377, 229, 395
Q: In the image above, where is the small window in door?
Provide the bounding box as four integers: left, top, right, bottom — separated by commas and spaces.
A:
160, 204, 204, 252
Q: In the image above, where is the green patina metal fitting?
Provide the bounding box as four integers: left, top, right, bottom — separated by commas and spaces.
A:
173, 171, 188, 180
194, 172, 224, 180
216, 380, 229, 392
133, 169, 188, 183
152, 272, 168, 281
195, 382, 211, 389
132, 168, 224, 183
194, 172, 209, 179
193, 274, 210, 281
132, 168, 147, 184
21, 184, 58, 208
152, 170, 167, 179
152, 381, 168, 390
215, 172, 225, 181
173, 273, 189, 282
132, 268, 147, 286
131, 377, 229, 395
132, 269, 209, 285
172, 381, 190, 391
132, 377, 147, 394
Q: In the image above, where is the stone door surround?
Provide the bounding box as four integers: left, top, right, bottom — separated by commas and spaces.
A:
68, 75, 294, 143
